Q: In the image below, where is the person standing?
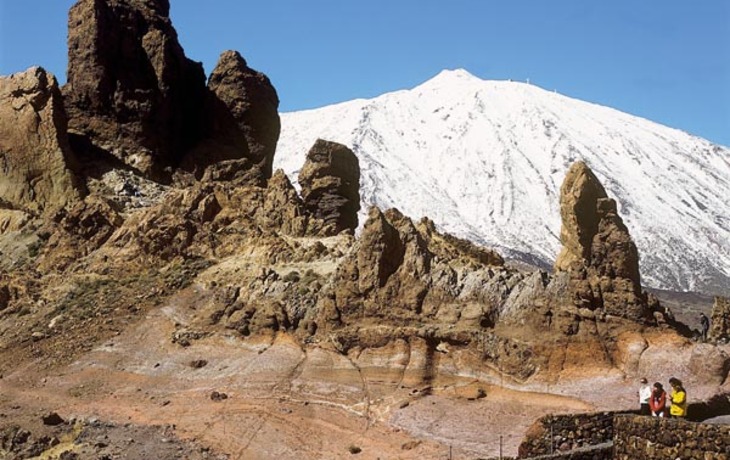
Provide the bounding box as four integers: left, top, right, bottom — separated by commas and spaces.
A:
700, 313, 710, 342
638, 377, 652, 415
649, 382, 667, 417
668, 377, 687, 418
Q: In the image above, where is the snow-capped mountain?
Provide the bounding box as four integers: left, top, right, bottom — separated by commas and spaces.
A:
274, 69, 730, 295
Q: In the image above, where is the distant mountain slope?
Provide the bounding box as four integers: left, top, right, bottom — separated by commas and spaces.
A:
274, 69, 730, 295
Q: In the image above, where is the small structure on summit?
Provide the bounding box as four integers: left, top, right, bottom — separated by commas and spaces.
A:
554, 161, 649, 321
298, 139, 361, 235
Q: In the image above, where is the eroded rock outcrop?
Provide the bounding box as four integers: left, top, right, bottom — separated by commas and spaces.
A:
299, 139, 360, 235
0, 67, 82, 215
63, 0, 206, 179
554, 161, 648, 321
319, 207, 509, 333
709, 296, 730, 342
204, 50, 280, 179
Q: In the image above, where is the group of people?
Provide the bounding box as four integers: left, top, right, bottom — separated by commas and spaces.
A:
638, 377, 687, 418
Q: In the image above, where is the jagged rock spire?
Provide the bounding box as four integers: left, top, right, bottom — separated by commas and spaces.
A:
207, 50, 281, 179
554, 161, 648, 321
63, 0, 207, 180
298, 139, 360, 235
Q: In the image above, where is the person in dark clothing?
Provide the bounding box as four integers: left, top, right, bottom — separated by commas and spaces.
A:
700, 313, 710, 342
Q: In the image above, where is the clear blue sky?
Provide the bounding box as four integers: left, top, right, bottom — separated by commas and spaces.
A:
1, 1, 728, 146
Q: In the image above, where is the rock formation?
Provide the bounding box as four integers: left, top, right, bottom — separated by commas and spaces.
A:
319, 206, 508, 333
63, 0, 206, 179
0, 67, 82, 215
554, 161, 648, 321
205, 50, 280, 179
299, 139, 360, 235
709, 296, 730, 342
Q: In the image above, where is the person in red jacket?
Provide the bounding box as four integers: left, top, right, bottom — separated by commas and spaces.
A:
649, 382, 667, 417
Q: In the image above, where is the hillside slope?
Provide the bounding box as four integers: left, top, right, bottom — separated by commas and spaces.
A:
275, 69, 730, 295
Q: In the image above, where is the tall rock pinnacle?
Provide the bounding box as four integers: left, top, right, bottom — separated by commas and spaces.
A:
554, 161, 648, 321
207, 50, 281, 179
63, 0, 206, 180
298, 139, 361, 235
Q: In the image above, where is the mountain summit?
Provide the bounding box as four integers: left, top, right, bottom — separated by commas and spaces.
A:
275, 70, 730, 295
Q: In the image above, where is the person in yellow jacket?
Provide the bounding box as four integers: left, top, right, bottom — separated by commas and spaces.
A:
668, 377, 687, 418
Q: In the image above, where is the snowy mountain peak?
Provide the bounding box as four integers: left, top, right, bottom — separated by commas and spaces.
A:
426, 68, 481, 83
274, 70, 730, 295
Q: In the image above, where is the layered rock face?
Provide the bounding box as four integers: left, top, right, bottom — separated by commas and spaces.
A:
0, 67, 82, 214
554, 161, 648, 321
299, 139, 360, 235
63, 0, 206, 179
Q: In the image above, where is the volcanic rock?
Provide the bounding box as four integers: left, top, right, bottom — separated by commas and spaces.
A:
204, 50, 280, 179
554, 161, 648, 321
0, 282, 9, 311
41, 411, 65, 426
299, 139, 360, 235
0, 67, 82, 214
63, 0, 206, 179
709, 296, 730, 342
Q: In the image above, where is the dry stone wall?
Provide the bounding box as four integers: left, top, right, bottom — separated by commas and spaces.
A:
518, 412, 629, 458
613, 415, 730, 460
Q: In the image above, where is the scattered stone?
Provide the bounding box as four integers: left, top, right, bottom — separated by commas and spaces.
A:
401, 440, 421, 450
210, 391, 228, 402
189, 359, 208, 369
31, 332, 46, 342
42, 411, 65, 426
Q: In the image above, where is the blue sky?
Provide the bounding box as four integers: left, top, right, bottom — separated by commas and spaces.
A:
1, 1, 728, 146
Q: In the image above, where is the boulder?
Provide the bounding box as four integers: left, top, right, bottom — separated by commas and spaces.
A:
63, 0, 206, 179
553, 161, 648, 321
0, 67, 82, 214
299, 139, 360, 235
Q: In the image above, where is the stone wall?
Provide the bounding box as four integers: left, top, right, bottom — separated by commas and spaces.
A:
613, 415, 730, 459
518, 412, 630, 458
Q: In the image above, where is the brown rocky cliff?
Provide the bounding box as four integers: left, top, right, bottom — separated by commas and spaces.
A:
63, 0, 206, 179
553, 161, 648, 321
207, 50, 280, 179
0, 67, 83, 214
299, 139, 361, 235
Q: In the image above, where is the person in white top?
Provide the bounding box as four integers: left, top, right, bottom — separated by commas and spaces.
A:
638, 377, 652, 415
